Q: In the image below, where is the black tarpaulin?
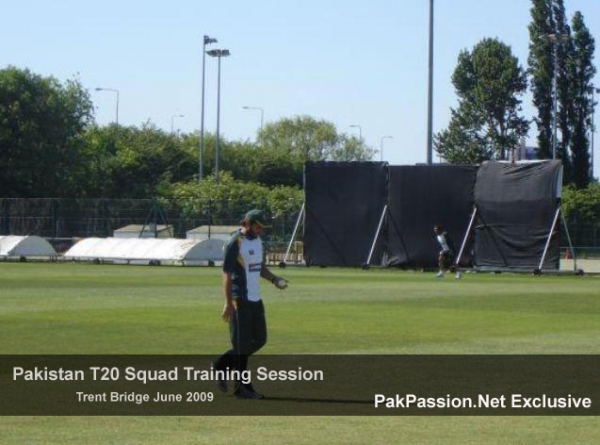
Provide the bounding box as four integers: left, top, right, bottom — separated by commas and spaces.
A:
303, 162, 388, 266
385, 165, 478, 268
473, 161, 562, 270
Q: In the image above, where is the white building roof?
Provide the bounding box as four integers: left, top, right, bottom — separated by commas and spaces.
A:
64, 237, 224, 264
0, 236, 57, 257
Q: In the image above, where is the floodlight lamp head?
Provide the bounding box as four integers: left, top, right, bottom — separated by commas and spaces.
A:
204, 35, 218, 45
206, 49, 230, 58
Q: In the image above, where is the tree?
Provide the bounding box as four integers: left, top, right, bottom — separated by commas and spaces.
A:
329, 134, 376, 162
553, 0, 574, 173
561, 183, 600, 222
0, 66, 93, 197
259, 115, 374, 163
435, 38, 529, 162
569, 11, 596, 189
527, 0, 596, 187
164, 171, 303, 223
81, 122, 197, 198
260, 116, 336, 162
528, 0, 555, 160
218, 141, 303, 188
435, 107, 493, 164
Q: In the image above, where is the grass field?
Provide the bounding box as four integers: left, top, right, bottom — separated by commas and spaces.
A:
0, 262, 599, 444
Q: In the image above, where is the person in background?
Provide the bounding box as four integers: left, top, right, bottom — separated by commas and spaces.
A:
434, 225, 461, 279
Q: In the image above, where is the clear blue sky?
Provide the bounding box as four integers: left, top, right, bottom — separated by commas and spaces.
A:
2, 0, 600, 177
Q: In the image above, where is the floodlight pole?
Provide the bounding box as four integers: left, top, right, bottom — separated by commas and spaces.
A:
207, 48, 231, 183
199, 35, 217, 181
592, 87, 596, 181
426, 0, 434, 165
552, 37, 559, 160
547, 33, 569, 160
589, 86, 599, 181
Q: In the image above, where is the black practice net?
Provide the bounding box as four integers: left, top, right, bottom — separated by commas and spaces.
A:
303, 162, 388, 266
473, 161, 563, 271
303, 161, 563, 271
386, 165, 478, 268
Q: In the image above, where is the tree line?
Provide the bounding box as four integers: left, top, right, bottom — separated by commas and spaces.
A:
435, 0, 596, 189
1, 0, 599, 222
0, 66, 374, 204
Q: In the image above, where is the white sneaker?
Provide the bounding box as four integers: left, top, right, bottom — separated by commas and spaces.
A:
436, 271, 445, 278
455, 272, 462, 280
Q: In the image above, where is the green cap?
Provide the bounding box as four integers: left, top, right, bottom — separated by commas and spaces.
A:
244, 209, 270, 227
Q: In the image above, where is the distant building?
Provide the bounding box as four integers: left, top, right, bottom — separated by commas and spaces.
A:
515, 138, 539, 161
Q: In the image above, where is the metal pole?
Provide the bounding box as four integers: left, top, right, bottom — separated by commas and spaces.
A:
455, 206, 477, 268
365, 205, 388, 266
560, 211, 577, 271
591, 88, 597, 181
259, 108, 264, 147
552, 39, 558, 160
199, 36, 217, 181
426, 0, 434, 165
207, 48, 230, 182
215, 55, 222, 183
115, 90, 119, 126
260, 109, 264, 134
284, 203, 305, 263
199, 38, 207, 181
538, 207, 561, 271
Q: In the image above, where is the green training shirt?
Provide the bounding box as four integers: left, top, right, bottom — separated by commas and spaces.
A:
222, 229, 263, 302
